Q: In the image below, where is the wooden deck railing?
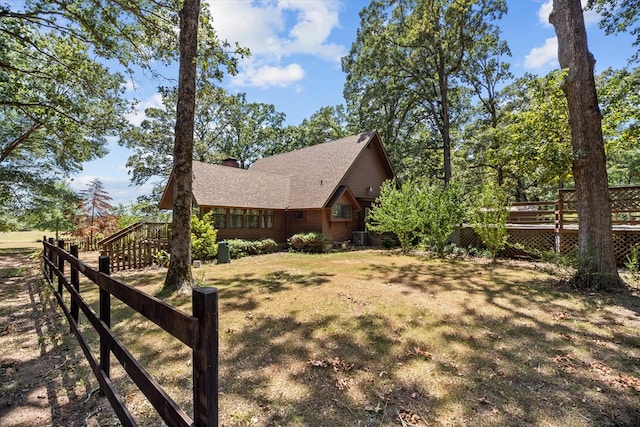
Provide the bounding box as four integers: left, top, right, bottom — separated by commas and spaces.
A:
98, 222, 171, 272
507, 201, 557, 225
42, 238, 218, 427
458, 186, 640, 264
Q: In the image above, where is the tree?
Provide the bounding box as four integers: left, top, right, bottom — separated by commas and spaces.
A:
587, 0, 640, 61
267, 105, 351, 156
0, 15, 129, 216
367, 179, 426, 253
596, 67, 640, 185
461, 71, 573, 201
343, 0, 508, 184
75, 179, 116, 248
421, 183, 465, 256
216, 93, 285, 168
164, 0, 201, 292
550, 0, 625, 290
26, 183, 79, 240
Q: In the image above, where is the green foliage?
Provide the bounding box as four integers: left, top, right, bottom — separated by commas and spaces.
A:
25, 183, 79, 240
225, 238, 278, 259
113, 199, 169, 229
342, 0, 508, 182
625, 244, 640, 283
367, 179, 464, 255
120, 82, 286, 188
367, 180, 423, 253
153, 249, 171, 267
191, 212, 218, 261
287, 232, 330, 253
421, 184, 466, 256
470, 183, 510, 260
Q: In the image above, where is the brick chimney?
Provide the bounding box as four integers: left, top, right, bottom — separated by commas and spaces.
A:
221, 157, 239, 168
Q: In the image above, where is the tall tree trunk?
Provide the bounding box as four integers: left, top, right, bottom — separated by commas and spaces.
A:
164, 0, 200, 292
549, 0, 624, 290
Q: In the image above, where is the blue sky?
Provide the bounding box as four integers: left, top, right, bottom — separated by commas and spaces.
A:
70, 0, 637, 205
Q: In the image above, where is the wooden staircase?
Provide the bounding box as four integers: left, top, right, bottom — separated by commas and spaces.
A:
98, 222, 171, 271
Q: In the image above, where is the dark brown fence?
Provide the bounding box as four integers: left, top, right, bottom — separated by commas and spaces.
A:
42, 238, 218, 427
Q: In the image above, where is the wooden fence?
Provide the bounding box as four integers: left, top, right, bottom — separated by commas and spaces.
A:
457, 186, 640, 264
42, 238, 218, 427
98, 222, 171, 272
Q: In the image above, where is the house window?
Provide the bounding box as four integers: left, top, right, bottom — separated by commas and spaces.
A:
246, 209, 260, 228
230, 208, 244, 228
332, 204, 351, 220
261, 210, 274, 228
213, 208, 226, 229
292, 210, 305, 220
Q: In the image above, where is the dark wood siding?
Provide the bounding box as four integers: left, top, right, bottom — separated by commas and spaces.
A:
288, 209, 323, 238
341, 141, 393, 200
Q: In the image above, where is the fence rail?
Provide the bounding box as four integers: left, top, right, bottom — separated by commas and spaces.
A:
42, 237, 218, 427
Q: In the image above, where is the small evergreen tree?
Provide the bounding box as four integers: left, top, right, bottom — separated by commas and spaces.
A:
74, 179, 117, 249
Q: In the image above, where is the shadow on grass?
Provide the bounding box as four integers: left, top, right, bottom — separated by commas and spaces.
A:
0, 252, 109, 425
210, 258, 640, 426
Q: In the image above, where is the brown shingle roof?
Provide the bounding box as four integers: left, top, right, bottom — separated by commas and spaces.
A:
250, 131, 378, 208
160, 130, 382, 210
190, 161, 290, 209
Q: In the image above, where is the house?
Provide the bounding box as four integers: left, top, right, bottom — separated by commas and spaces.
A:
158, 130, 395, 244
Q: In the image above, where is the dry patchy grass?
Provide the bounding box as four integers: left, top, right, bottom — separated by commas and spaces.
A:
76, 250, 640, 426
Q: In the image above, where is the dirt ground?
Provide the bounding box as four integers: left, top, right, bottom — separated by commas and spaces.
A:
0, 250, 118, 427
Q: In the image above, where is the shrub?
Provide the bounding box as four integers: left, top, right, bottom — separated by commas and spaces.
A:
191, 211, 218, 261
226, 238, 278, 259
366, 179, 427, 253
367, 179, 465, 255
288, 232, 330, 253
470, 183, 510, 261
153, 249, 170, 267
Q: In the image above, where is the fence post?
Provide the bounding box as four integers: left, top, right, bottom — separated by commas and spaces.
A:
48, 238, 54, 283
42, 237, 48, 279
99, 255, 111, 379
70, 245, 80, 325
192, 287, 218, 427
57, 240, 65, 295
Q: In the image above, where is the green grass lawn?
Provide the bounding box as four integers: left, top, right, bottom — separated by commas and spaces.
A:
0, 230, 46, 251
72, 250, 640, 426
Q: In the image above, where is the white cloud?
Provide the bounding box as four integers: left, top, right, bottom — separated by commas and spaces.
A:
538, 0, 600, 27
524, 37, 559, 70
208, 0, 345, 88
529, 0, 602, 71
125, 93, 164, 126
538, 0, 554, 27
232, 63, 305, 88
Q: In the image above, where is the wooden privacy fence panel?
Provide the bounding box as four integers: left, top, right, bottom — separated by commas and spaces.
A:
42, 238, 218, 427
99, 222, 171, 272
